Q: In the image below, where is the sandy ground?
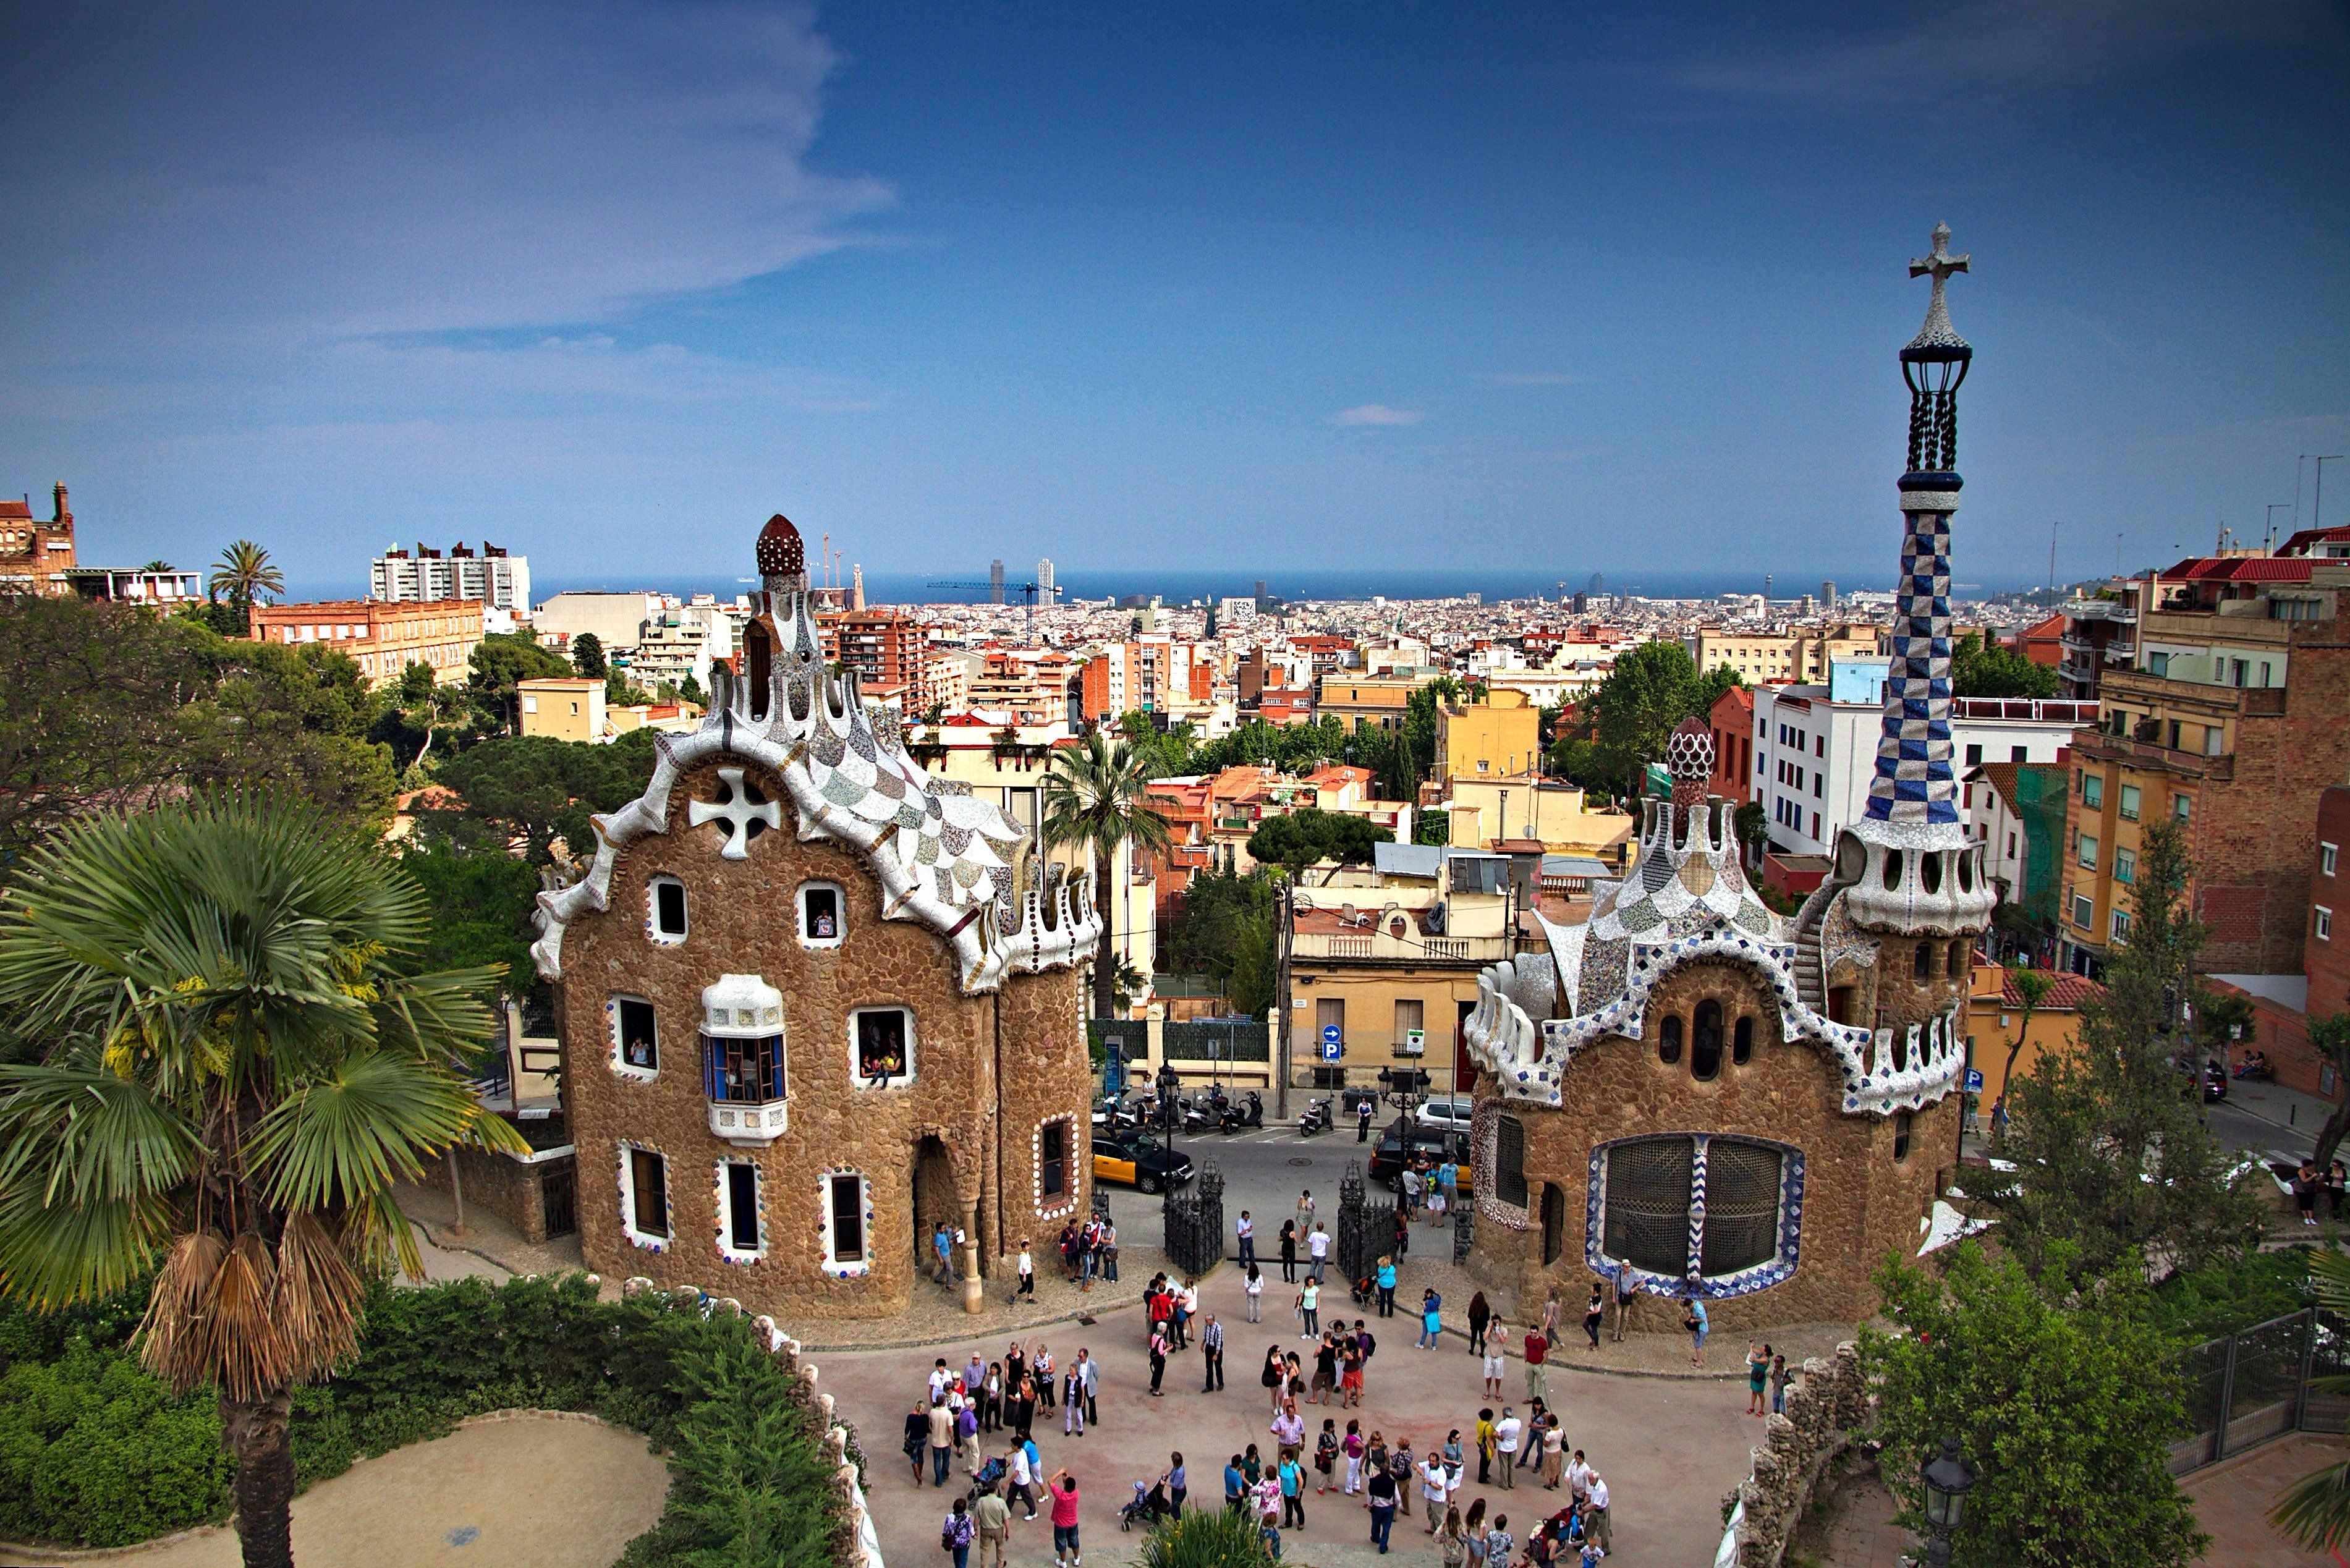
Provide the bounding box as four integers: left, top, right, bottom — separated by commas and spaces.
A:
4, 1413, 668, 1568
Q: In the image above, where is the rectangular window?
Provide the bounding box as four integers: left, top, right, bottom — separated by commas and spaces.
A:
1965, 743, 1983, 765
1813, 774, 1823, 798
2205, 725, 2225, 757
1317, 996, 1346, 1054
2325, 843, 2339, 878
853, 1007, 914, 1087
2174, 793, 2192, 823
651, 877, 687, 941
2318, 905, 2335, 941
799, 883, 844, 947
2072, 892, 2094, 928
2149, 651, 2170, 677
828, 1173, 866, 1264
2013, 745, 2030, 763
628, 1147, 669, 1240
2082, 775, 2103, 808
2112, 908, 2132, 942
1496, 1115, 1529, 1207
1040, 1121, 1068, 1197
1392, 997, 1425, 1053
2079, 834, 2098, 871
2115, 847, 2136, 884
722, 1161, 761, 1254
615, 997, 658, 1074
2119, 786, 2140, 821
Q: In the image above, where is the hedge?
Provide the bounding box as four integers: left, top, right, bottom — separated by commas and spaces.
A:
0, 1273, 849, 1567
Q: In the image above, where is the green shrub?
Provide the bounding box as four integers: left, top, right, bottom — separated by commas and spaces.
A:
0, 1344, 231, 1547
1139, 1504, 1277, 1568
0, 1274, 846, 1565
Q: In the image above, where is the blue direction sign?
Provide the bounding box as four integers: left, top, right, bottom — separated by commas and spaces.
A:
1321, 1023, 1343, 1061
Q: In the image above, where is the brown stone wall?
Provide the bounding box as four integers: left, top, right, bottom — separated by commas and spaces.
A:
1470, 959, 1948, 1329
559, 755, 1090, 1323
449, 1146, 569, 1244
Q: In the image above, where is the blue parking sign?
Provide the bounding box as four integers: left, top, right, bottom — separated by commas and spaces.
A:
1322, 1039, 1342, 1061
1964, 1068, 1983, 1093
1320, 1023, 1343, 1061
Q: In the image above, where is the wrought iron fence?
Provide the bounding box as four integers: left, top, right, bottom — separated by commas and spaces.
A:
1336, 1160, 1396, 1287
2171, 1307, 2350, 1475
1163, 1020, 1271, 1063
1163, 1159, 1225, 1277
1089, 1020, 1148, 1062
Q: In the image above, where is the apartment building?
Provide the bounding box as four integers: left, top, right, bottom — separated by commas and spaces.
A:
1964, 761, 2069, 950
1692, 624, 1880, 685
2059, 559, 2350, 977
68, 566, 204, 604
2206, 787, 2350, 1103
0, 485, 76, 597
2056, 591, 2136, 699
919, 650, 975, 716
517, 676, 606, 742
1317, 673, 1422, 731
1078, 637, 1217, 723
965, 650, 1075, 727
248, 599, 484, 689
370, 541, 530, 614
819, 607, 925, 692
1754, 659, 2093, 856
534, 591, 664, 652
1707, 685, 1755, 805
1435, 689, 1541, 782
1285, 844, 1517, 1095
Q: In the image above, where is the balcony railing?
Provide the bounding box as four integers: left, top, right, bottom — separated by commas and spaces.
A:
2071, 727, 2234, 782
1291, 931, 1512, 964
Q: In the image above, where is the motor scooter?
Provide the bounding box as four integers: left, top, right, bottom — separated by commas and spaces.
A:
1298, 1096, 1331, 1136
1219, 1090, 1264, 1133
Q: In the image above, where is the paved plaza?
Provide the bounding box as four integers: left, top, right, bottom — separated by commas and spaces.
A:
818, 1252, 1773, 1567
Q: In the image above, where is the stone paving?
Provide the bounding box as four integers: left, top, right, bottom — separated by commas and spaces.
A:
2180, 1434, 2349, 1567
819, 1252, 1783, 1568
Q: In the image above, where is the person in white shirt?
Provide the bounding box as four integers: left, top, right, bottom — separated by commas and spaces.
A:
1244, 1261, 1266, 1322
1419, 1454, 1449, 1532
1493, 1409, 1522, 1490
1566, 1451, 1593, 1506
1584, 1475, 1611, 1553
1307, 1223, 1331, 1282
930, 1360, 952, 1402
1236, 1211, 1256, 1266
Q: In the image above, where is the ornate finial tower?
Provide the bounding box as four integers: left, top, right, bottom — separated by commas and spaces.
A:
1834, 224, 1995, 1018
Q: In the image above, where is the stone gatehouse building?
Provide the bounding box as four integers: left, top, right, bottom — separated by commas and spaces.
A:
533, 514, 1100, 1321
1462, 227, 1996, 1328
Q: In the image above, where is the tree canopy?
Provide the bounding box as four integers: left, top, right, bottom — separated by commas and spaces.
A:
1245, 807, 1393, 881
1551, 642, 1742, 800
1952, 632, 2061, 700
425, 731, 658, 865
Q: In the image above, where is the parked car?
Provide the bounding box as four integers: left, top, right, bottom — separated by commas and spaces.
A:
1367, 1122, 1471, 1190
1414, 1096, 1475, 1132
1093, 1131, 1195, 1195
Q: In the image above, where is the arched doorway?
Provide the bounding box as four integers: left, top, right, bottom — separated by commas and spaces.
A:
912, 1135, 959, 1276
1540, 1182, 1567, 1266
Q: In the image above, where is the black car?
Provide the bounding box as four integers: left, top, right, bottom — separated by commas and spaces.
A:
1093, 1131, 1195, 1194
1367, 1122, 1470, 1189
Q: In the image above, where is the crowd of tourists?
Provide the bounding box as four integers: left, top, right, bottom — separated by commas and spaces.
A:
904, 1265, 1635, 1567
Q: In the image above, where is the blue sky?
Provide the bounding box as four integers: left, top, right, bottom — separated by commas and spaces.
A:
4, 1, 2346, 596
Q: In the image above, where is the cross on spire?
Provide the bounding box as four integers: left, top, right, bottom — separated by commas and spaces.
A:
689, 767, 782, 859
1906, 222, 1970, 352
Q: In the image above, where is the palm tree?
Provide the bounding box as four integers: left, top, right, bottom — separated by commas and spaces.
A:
0, 794, 525, 1568
2275, 1248, 2350, 1551
1042, 729, 1173, 1022
210, 540, 285, 607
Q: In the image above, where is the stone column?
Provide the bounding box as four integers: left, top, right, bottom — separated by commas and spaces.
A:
960, 1205, 985, 1314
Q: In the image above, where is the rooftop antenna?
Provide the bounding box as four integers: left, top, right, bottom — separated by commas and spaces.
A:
2268, 503, 2291, 552
2047, 520, 2059, 599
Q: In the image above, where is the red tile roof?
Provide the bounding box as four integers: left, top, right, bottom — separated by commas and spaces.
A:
1997, 970, 2102, 1010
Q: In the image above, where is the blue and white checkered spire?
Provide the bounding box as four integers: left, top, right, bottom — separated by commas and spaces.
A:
1864, 510, 1958, 825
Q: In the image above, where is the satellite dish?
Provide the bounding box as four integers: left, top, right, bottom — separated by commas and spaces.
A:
1341, 902, 1357, 923
1426, 901, 1448, 935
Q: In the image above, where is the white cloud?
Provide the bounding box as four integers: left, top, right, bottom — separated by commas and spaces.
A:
0, 1, 888, 347
1334, 404, 1424, 426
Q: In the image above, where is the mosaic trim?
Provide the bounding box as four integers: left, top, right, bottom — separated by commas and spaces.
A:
713, 1159, 768, 1265
1584, 1132, 1806, 1300
817, 1167, 874, 1279
604, 994, 659, 1083
532, 567, 1101, 994
1033, 1115, 1080, 1221
616, 1140, 671, 1255
1470, 1096, 1529, 1230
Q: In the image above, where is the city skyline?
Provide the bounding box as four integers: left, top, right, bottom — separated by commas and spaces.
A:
5, 2, 2346, 590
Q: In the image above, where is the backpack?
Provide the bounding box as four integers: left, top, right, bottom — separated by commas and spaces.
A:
1359, 1331, 1376, 1362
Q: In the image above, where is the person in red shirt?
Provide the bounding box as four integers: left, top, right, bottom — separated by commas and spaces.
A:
1522, 1326, 1550, 1404
1048, 1469, 1082, 1568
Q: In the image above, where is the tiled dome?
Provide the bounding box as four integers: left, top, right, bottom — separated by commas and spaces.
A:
755, 514, 805, 577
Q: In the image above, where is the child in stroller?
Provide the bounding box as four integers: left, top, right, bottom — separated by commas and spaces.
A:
1119, 1478, 1176, 1531
1350, 1273, 1376, 1310
967, 1456, 1008, 1501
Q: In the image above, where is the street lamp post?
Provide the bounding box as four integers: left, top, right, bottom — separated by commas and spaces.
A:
1919, 1435, 1979, 1567
1158, 1059, 1183, 1208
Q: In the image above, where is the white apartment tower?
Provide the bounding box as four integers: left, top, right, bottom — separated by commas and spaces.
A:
1036, 557, 1056, 604
370, 542, 530, 613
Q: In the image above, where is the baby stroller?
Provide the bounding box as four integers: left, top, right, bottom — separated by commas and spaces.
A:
967, 1456, 1007, 1502
1119, 1479, 1176, 1532
1349, 1273, 1376, 1310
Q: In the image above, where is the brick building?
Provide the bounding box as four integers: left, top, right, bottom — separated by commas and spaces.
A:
1708, 685, 1755, 805
2058, 557, 2350, 977
0, 483, 77, 596
534, 515, 1101, 1321
247, 598, 484, 689
2208, 787, 2350, 1103
818, 607, 925, 692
